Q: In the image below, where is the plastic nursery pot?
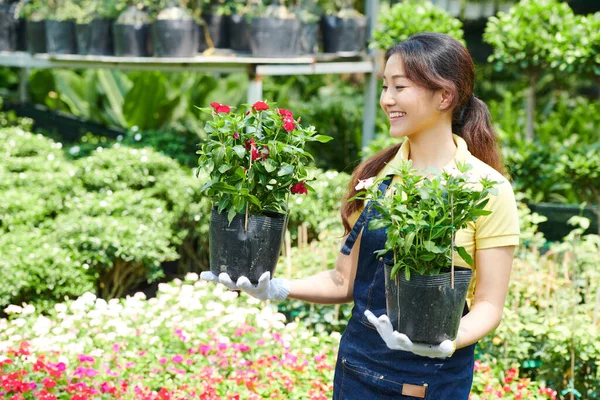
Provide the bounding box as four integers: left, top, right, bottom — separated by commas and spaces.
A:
75, 23, 91, 55
113, 23, 151, 57
209, 207, 288, 284
0, 5, 16, 51
152, 19, 198, 57
298, 22, 318, 55
228, 14, 250, 52
202, 13, 229, 49
26, 20, 46, 54
45, 20, 77, 54
249, 17, 301, 57
321, 15, 367, 53
384, 264, 473, 345
88, 18, 114, 55
17, 19, 27, 51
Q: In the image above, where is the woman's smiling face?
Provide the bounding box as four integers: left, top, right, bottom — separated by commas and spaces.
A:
380, 54, 447, 139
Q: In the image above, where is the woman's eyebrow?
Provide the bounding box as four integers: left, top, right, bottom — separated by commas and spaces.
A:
383, 74, 406, 80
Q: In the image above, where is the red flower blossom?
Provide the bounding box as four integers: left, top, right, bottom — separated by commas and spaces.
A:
278, 108, 293, 118
251, 147, 261, 161
209, 102, 231, 114
245, 138, 256, 150
283, 118, 295, 132
291, 182, 308, 195
233, 132, 240, 139
252, 101, 269, 111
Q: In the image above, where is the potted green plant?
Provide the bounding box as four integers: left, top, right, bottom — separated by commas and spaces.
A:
45, 0, 79, 54
19, 0, 49, 53
351, 160, 499, 344
152, 0, 198, 57
320, 0, 366, 54
227, 0, 256, 53
113, 2, 152, 57
198, 0, 231, 50
291, 0, 320, 54
197, 100, 332, 283
248, 0, 301, 57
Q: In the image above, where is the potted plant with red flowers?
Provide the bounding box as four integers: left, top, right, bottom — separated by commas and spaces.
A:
352, 161, 499, 344
197, 100, 332, 284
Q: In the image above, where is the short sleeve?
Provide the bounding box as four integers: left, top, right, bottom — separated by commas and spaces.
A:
475, 180, 520, 250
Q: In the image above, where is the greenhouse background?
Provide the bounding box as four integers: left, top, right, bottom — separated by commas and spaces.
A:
0, 0, 599, 398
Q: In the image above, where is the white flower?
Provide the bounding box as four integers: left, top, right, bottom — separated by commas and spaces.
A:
4, 305, 22, 314
355, 177, 376, 191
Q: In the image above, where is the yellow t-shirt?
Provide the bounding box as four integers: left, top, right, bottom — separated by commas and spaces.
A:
348, 134, 520, 306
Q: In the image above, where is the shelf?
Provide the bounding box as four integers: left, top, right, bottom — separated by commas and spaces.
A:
0, 51, 376, 75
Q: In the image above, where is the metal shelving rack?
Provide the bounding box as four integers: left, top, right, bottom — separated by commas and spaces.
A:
0, 0, 380, 147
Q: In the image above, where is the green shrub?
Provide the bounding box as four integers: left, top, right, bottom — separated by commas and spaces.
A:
372, 0, 464, 50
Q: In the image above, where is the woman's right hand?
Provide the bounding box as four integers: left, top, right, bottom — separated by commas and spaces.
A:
200, 271, 290, 302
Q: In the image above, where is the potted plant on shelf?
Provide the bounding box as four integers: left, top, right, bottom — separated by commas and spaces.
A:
227, 0, 256, 53
197, 100, 332, 283
152, 0, 198, 57
291, 0, 320, 54
45, 0, 79, 54
198, 0, 231, 50
113, 2, 152, 57
18, 0, 49, 54
320, 0, 367, 54
351, 160, 499, 344
248, 0, 301, 57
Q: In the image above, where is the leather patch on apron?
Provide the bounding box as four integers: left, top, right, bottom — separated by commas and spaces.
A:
402, 383, 427, 398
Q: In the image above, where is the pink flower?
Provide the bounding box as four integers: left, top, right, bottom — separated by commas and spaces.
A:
291, 182, 308, 195
355, 177, 375, 191
159, 357, 167, 365
172, 355, 184, 363
112, 344, 120, 352
233, 132, 240, 139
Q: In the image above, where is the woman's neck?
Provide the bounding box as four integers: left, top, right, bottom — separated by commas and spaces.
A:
407, 129, 457, 171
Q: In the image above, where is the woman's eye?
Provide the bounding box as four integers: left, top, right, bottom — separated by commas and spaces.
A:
381, 85, 388, 90
395, 86, 405, 90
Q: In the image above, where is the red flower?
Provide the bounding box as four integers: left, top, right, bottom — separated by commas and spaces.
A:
245, 138, 256, 150
251, 146, 261, 161
233, 132, 240, 139
291, 182, 308, 195
252, 101, 269, 111
283, 118, 296, 132
43, 378, 57, 389
209, 102, 231, 114
278, 108, 293, 118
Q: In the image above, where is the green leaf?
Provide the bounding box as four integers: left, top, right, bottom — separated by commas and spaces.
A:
213, 146, 225, 166
457, 246, 474, 267
264, 159, 278, 173
277, 164, 295, 177
232, 145, 246, 159
218, 164, 232, 174
314, 135, 334, 143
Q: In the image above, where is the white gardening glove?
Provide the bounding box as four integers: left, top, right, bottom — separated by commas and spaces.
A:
200, 271, 290, 302
364, 310, 456, 359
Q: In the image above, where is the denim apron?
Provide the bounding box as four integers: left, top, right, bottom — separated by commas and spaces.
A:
332, 176, 476, 400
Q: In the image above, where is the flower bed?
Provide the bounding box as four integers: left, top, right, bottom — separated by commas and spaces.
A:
0, 275, 337, 399
0, 275, 557, 399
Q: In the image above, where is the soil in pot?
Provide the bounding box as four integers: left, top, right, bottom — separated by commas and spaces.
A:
249, 17, 300, 57
26, 20, 46, 53
228, 14, 250, 52
45, 20, 77, 54
209, 208, 288, 284
321, 15, 367, 53
384, 264, 473, 344
202, 13, 229, 49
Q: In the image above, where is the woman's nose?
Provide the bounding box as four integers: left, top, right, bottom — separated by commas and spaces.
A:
381, 88, 396, 106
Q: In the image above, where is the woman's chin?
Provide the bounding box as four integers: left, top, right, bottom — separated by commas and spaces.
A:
389, 129, 408, 139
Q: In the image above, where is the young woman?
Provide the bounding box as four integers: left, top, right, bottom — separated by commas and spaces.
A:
202, 32, 519, 399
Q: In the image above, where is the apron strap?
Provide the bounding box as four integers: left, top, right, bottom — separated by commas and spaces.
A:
340, 175, 394, 255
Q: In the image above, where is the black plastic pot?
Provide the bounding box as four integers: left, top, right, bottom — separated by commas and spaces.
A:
384, 264, 473, 344
76, 23, 91, 55
249, 17, 300, 57
228, 14, 250, 52
202, 13, 229, 49
89, 19, 114, 55
298, 22, 318, 54
209, 207, 288, 284
26, 20, 46, 53
113, 23, 151, 57
45, 20, 76, 54
152, 19, 198, 57
0, 5, 15, 51
321, 15, 367, 53
16, 18, 27, 51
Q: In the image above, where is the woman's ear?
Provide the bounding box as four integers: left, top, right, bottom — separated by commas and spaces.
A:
438, 89, 454, 111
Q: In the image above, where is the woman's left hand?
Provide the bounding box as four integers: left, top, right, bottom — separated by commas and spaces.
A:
364, 310, 456, 358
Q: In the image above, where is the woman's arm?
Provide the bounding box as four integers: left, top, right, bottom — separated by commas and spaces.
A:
287, 231, 362, 305
455, 245, 515, 349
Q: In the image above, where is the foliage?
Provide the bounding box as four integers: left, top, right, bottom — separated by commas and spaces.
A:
0, 277, 338, 399
197, 101, 331, 222
352, 161, 498, 278
483, 0, 578, 74
560, 12, 600, 83
372, 0, 464, 51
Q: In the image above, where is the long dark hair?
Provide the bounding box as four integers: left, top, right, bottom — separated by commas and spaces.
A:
341, 32, 506, 235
